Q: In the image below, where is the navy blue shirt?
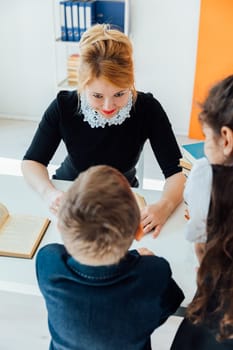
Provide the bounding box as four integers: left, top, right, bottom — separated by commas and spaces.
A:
36, 245, 184, 350
23, 91, 182, 185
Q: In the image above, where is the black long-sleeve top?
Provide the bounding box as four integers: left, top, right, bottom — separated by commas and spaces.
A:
23, 90, 182, 185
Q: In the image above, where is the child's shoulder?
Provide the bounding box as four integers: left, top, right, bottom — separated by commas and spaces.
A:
36, 243, 67, 272
191, 157, 211, 174
135, 252, 172, 281
140, 255, 174, 293
37, 243, 66, 257
186, 157, 212, 192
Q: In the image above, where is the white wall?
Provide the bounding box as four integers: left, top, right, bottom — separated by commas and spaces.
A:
0, 0, 56, 120
0, 0, 200, 135
131, 0, 200, 135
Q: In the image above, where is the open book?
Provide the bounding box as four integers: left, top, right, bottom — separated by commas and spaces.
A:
133, 192, 146, 210
133, 192, 147, 241
0, 203, 50, 259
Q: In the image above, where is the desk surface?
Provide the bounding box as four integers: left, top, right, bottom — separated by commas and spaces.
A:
0, 175, 197, 306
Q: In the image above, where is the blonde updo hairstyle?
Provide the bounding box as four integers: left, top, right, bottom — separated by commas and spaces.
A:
77, 24, 137, 101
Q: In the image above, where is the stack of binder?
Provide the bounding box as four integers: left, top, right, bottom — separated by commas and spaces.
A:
67, 53, 80, 85
179, 141, 205, 177
59, 0, 125, 42
179, 158, 192, 177
95, 0, 125, 32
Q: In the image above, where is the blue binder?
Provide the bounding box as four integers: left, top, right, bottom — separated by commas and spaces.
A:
59, 1, 67, 41
65, 1, 74, 41
85, 0, 96, 30
95, 0, 125, 33
78, 1, 86, 38
182, 142, 205, 164
72, 1, 80, 42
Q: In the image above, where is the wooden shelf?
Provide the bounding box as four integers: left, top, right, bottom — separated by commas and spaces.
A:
54, 0, 130, 90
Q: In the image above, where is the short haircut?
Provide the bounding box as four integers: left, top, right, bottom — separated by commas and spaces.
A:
58, 165, 140, 264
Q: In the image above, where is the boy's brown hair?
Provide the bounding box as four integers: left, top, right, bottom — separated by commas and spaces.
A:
58, 165, 140, 264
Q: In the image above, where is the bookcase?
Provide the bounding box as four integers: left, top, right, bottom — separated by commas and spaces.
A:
53, 0, 130, 91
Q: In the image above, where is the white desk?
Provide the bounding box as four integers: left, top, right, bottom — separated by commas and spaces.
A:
0, 175, 197, 306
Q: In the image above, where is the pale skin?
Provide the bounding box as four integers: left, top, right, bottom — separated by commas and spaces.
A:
21, 77, 185, 234
59, 247, 155, 266
21, 160, 64, 215
194, 242, 206, 264
137, 247, 154, 256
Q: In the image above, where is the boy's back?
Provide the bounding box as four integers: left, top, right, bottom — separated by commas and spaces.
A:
36, 244, 183, 350
36, 165, 184, 349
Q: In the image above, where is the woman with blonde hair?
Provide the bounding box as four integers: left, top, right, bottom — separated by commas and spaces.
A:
22, 24, 185, 238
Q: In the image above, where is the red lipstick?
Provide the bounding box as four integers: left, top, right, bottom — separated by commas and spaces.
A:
102, 109, 116, 115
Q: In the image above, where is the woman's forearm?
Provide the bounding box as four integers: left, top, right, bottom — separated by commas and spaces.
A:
21, 160, 57, 200
141, 172, 186, 237
160, 172, 186, 216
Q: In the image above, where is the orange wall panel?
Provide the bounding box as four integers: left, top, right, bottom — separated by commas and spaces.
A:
189, 0, 233, 139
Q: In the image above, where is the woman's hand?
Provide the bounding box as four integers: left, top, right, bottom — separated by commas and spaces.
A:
140, 199, 173, 238
141, 172, 185, 238
44, 188, 65, 216
21, 160, 65, 215
137, 247, 155, 256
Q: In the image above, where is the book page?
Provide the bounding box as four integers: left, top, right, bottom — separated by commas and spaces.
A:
0, 215, 50, 258
0, 203, 10, 228
179, 158, 192, 171
133, 192, 146, 210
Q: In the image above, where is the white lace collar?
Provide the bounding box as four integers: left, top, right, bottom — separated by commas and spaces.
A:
80, 92, 133, 128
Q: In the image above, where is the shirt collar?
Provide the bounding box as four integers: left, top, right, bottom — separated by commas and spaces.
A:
67, 250, 140, 285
